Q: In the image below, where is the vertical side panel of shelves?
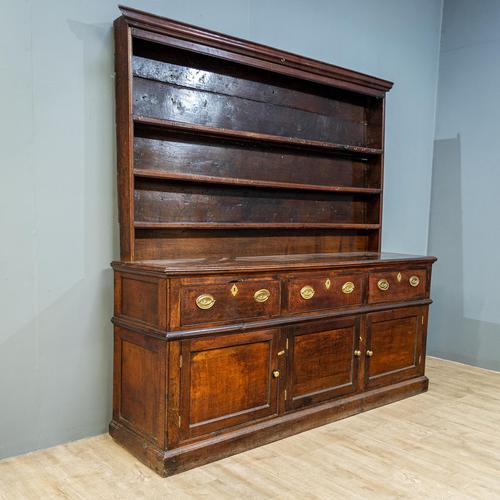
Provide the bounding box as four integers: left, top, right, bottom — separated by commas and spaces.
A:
114, 18, 135, 260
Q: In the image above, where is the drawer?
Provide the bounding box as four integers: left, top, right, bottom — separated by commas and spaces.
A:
368, 268, 427, 304
285, 272, 364, 314
171, 275, 281, 328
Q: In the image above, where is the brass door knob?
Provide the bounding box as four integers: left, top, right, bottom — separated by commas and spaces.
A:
254, 288, 270, 303
300, 285, 315, 300
272, 370, 280, 378
377, 279, 389, 291
366, 350, 373, 357
354, 350, 361, 357
196, 294, 216, 310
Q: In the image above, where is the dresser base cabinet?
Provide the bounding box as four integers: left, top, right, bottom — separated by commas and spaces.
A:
110, 254, 435, 477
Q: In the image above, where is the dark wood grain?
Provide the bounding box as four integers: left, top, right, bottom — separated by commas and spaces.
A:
171, 275, 281, 329
286, 316, 360, 410
178, 330, 279, 440
133, 229, 378, 260
368, 268, 427, 304
365, 306, 425, 389
114, 17, 134, 260
285, 272, 365, 314
134, 134, 380, 191
134, 115, 383, 156
133, 179, 379, 226
119, 6, 393, 97
111, 6, 436, 478
133, 77, 369, 147
113, 327, 166, 447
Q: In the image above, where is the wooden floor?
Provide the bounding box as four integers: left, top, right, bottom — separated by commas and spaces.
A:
1, 357, 499, 499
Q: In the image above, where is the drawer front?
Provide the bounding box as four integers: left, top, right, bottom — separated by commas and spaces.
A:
173, 276, 281, 328
285, 272, 364, 314
368, 268, 427, 304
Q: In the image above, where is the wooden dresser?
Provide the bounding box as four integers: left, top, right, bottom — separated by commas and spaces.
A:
110, 6, 436, 476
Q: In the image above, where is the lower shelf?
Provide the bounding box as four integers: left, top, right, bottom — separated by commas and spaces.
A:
109, 375, 429, 477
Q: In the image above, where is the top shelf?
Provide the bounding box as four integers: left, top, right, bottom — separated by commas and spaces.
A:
133, 116, 384, 157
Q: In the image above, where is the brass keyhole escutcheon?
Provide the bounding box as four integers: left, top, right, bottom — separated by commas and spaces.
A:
397, 272, 402, 282
272, 370, 280, 378
325, 278, 331, 290
342, 281, 355, 294
409, 275, 420, 287
196, 294, 215, 310
300, 285, 315, 300
377, 279, 389, 291
254, 288, 270, 303
230, 284, 238, 296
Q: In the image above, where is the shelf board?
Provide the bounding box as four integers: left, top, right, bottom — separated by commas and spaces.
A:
133, 169, 382, 195
134, 222, 380, 230
133, 116, 383, 156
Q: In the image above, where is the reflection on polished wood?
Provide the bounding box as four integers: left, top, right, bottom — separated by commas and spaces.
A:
1, 357, 499, 499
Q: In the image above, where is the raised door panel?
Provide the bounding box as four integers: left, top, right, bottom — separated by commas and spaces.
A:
113, 327, 166, 447
286, 317, 360, 411
179, 329, 280, 440
365, 306, 425, 389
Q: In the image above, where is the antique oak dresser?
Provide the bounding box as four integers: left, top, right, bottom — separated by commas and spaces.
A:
110, 5, 436, 476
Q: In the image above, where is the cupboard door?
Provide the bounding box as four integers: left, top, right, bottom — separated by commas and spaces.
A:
365, 306, 426, 389
286, 317, 360, 411
179, 329, 280, 440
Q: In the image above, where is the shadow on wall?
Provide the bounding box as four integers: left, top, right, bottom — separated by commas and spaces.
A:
428, 136, 500, 371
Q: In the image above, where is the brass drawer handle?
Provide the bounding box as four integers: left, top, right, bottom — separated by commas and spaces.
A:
272, 370, 280, 378
300, 285, 315, 300
354, 350, 361, 357
254, 288, 270, 303
377, 279, 389, 291
342, 281, 355, 294
366, 350, 373, 357
409, 275, 420, 287
196, 294, 215, 310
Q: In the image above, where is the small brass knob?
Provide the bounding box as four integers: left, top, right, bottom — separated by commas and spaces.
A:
300, 285, 315, 300
354, 350, 361, 357
366, 350, 373, 357
377, 279, 389, 291
409, 275, 420, 287
342, 281, 355, 294
254, 289, 270, 303
196, 294, 215, 310
272, 370, 280, 378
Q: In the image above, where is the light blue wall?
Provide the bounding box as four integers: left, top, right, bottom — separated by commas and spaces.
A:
0, 0, 443, 459
428, 0, 500, 371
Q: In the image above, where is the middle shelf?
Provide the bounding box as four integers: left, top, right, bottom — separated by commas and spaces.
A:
133, 169, 382, 195
133, 116, 384, 156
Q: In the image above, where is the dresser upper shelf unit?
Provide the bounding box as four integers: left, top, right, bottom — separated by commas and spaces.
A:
115, 6, 391, 261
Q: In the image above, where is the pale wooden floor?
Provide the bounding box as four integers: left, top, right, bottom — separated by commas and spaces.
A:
1, 357, 499, 499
